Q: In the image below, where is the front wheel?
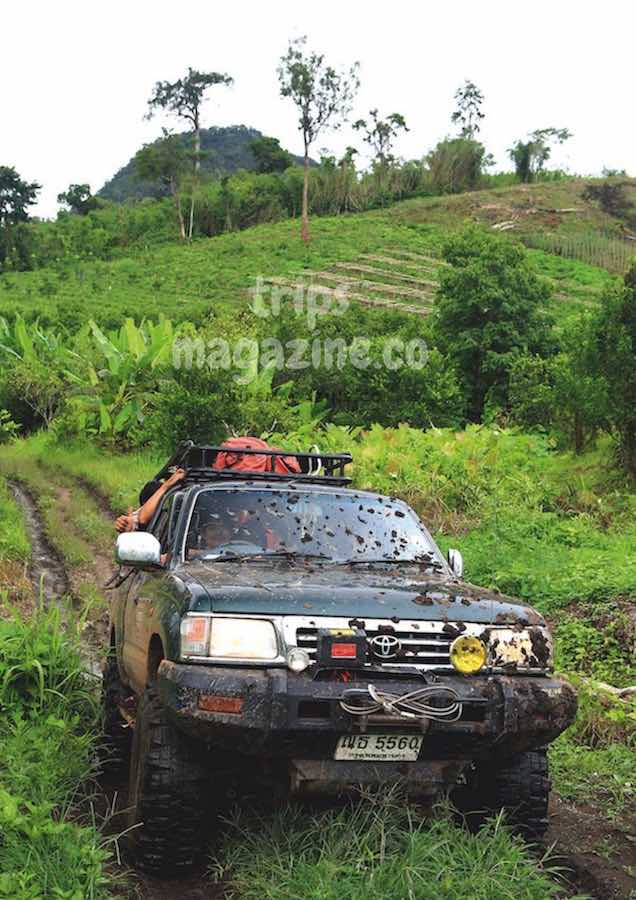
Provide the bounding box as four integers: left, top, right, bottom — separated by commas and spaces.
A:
452, 749, 550, 839
126, 685, 210, 874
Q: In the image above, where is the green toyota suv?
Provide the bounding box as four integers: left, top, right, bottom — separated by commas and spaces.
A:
104, 442, 576, 873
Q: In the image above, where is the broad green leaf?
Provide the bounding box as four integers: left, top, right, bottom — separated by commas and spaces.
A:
98, 402, 112, 434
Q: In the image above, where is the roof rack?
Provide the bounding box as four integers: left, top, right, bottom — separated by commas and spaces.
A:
154, 441, 353, 487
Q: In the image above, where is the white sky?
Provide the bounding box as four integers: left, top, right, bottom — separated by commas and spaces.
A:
3, 0, 634, 218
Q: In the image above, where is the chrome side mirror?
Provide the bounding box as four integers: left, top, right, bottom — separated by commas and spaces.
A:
116, 532, 162, 567
447, 548, 464, 578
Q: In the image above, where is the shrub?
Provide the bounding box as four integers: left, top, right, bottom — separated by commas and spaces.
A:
433, 227, 554, 421
425, 138, 491, 194
587, 263, 636, 474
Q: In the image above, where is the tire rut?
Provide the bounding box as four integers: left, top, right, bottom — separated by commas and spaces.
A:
9, 474, 225, 898
8, 479, 70, 600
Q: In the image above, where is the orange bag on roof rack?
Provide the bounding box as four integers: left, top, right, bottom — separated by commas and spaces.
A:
212, 437, 302, 475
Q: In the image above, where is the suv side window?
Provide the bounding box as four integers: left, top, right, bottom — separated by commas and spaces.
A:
152, 492, 181, 554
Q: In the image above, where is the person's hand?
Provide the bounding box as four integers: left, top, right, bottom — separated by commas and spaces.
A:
115, 507, 136, 533
165, 468, 186, 488
115, 514, 134, 533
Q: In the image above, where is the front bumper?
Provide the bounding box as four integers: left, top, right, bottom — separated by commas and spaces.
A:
158, 660, 577, 764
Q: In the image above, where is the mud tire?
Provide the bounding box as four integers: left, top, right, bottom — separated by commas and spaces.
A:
126, 684, 209, 874
101, 652, 132, 772
453, 749, 550, 839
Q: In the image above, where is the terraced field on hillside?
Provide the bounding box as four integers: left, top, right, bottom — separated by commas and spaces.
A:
0, 185, 617, 332
265, 248, 448, 316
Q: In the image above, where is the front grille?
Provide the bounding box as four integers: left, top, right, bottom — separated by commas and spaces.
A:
294, 625, 452, 669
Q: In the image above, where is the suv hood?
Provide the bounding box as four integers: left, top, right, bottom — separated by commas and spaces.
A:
179, 560, 544, 627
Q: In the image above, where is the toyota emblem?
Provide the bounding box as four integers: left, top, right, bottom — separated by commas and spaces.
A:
370, 634, 401, 659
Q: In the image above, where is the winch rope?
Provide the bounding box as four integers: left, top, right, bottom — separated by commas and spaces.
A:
340, 684, 463, 721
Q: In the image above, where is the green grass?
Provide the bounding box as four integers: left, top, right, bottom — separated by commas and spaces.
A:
550, 739, 635, 821
0, 603, 115, 898
0, 476, 30, 563
213, 799, 575, 900
0, 185, 618, 333
0, 437, 119, 565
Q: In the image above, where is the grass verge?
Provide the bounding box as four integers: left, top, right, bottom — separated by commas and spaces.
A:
0, 602, 116, 898
212, 798, 584, 900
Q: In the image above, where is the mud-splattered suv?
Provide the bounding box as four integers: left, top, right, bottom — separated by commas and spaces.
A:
104, 443, 576, 874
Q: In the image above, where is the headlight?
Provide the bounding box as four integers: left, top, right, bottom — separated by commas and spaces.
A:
488, 627, 553, 671
209, 618, 278, 660
450, 635, 487, 675
180, 615, 279, 661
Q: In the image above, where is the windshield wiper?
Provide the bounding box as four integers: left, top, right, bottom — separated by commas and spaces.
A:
245, 550, 332, 561
196, 550, 331, 562
345, 556, 444, 568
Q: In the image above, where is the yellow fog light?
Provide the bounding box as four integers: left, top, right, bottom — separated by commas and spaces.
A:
450, 635, 487, 675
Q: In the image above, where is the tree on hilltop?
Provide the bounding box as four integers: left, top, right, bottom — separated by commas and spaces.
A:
353, 109, 409, 167
147, 67, 233, 238
451, 80, 485, 139
57, 183, 99, 216
248, 136, 293, 174
508, 128, 572, 183
278, 36, 359, 242
147, 67, 233, 173
135, 131, 190, 240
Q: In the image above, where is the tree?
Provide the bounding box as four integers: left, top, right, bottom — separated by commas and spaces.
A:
0, 166, 40, 227
353, 109, 408, 166
451, 80, 485, 138
135, 131, 189, 240
248, 136, 293, 174
57, 183, 99, 215
278, 36, 359, 242
509, 327, 606, 454
0, 166, 40, 270
147, 67, 233, 173
508, 128, 572, 183
147, 67, 233, 238
432, 227, 554, 422
426, 138, 491, 194
588, 262, 636, 475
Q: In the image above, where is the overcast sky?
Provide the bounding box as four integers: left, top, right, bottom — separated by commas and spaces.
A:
3, 0, 634, 218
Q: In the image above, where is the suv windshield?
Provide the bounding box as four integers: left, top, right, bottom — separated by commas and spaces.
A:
184, 488, 443, 565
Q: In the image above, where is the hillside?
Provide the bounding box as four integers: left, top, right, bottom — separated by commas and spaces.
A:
0, 180, 620, 331
98, 124, 308, 202
389, 177, 636, 274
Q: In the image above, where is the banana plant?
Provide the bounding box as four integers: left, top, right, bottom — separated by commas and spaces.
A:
64, 317, 179, 441
0, 314, 68, 363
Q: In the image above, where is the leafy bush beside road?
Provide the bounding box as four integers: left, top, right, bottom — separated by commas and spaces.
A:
0, 604, 114, 898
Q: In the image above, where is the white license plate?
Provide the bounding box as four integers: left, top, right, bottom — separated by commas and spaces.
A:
334, 733, 423, 761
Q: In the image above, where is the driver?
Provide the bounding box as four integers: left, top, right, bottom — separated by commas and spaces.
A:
201, 519, 234, 548
188, 514, 268, 559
